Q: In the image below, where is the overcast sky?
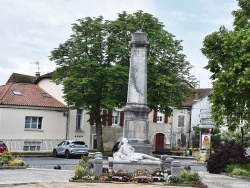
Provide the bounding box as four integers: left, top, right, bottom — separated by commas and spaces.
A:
0, 0, 238, 87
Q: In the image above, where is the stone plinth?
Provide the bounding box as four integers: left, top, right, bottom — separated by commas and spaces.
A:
113, 159, 161, 174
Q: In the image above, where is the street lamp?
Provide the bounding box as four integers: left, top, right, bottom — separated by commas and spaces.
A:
239, 120, 245, 146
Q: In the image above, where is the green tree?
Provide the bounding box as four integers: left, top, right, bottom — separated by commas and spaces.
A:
50, 11, 196, 151
201, 0, 250, 140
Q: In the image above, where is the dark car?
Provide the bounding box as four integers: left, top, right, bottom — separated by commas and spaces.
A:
53, 140, 89, 159
0, 141, 8, 153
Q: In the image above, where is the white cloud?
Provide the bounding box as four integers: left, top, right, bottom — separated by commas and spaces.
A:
0, 0, 239, 87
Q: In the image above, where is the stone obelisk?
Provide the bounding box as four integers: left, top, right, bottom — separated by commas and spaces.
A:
123, 32, 152, 155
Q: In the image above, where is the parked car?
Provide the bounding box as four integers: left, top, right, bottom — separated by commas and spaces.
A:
245, 148, 250, 160
0, 141, 8, 153
53, 140, 89, 158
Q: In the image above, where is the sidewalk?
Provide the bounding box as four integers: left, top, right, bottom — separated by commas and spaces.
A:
0, 168, 249, 188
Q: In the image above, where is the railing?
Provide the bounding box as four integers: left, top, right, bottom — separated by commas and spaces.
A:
1, 139, 64, 152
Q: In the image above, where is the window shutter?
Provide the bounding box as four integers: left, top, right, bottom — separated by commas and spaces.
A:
90, 111, 94, 126
164, 114, 168, 123
119, 111, 124, 126
102, 110, 107, 126
153, 109, 157, 123
108, 110, 112, 126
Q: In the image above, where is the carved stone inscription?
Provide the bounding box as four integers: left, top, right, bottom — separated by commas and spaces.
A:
128, 47, 147, 103
127, 120, 146, 140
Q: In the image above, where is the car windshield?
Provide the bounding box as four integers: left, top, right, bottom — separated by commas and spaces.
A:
0, 142, 5, 146
71, 141, 85, 145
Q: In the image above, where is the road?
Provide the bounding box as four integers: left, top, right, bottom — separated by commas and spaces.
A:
21, 156, 206, 171
22, 156, 81, 170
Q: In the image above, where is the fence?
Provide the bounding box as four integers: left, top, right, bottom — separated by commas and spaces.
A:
1, 139, 64, 152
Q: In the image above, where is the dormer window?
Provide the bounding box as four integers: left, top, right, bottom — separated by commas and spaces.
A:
12, 90, 22, 96
41, 92, 51, 98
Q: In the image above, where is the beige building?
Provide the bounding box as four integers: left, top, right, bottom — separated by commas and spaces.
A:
0, 72, 212, 153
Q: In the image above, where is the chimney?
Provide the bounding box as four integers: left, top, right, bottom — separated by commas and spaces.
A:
35, 72, 40, 78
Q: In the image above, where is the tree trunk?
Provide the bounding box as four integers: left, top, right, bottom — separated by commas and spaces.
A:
96, 121, 103, 152
94, 107, 103, 152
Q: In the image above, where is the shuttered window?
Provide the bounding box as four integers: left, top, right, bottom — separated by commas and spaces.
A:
178, 115, 184, 127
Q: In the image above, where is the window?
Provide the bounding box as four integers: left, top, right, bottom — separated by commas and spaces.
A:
41, 92, 51, 98
23, 141, 41, 151
112, 111, 118, 125
12, 89, 21, 95
178, 115, 184, 127
157, 111, 164, 123
25, 116, 42, 129
76, 109, 83, 130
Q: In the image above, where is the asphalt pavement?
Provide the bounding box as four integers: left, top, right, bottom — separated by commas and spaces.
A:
0, 155, 249, 188
0, 167, 249, 188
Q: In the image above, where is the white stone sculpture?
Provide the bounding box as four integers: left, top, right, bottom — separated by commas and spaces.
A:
113, 138, 160, 162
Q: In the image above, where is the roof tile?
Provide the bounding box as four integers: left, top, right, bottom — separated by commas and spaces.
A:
0, 83, 66, 109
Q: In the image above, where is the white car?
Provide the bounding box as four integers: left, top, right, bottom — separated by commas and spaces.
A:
53, 140, 89, 158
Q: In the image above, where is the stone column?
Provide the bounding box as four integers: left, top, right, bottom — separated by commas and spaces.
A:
171, 161, 182, 177
123, 32, 152, 155
93, 152, 103, 179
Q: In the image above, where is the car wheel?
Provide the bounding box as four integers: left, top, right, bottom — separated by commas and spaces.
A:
53, 150, 58, 157
65, 150, 71, 159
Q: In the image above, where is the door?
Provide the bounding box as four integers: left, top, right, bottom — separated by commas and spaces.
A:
155, 133, 164, 150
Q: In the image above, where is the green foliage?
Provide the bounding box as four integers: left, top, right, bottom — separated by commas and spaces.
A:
201, 0, 250, 133
192, 126, 221, 149
0, 152, 25, 167
8, 159, 25, 166
50, 11, 196, 151
207, 141, 247, 173
167, 175, 182, 184
0, 151, 14, 162
221, 127, 250, 147
73, 156, 92, 179
226, 163, 250, 177
181, 170, 201, 184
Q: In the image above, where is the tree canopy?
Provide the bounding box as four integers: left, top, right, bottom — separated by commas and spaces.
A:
201, 0, 250, 131
50, 11, 196, 151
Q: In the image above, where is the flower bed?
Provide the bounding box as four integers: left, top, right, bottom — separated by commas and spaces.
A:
0, 151, 26, 169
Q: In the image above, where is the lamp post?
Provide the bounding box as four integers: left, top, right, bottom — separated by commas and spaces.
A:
239, 120, 245, 146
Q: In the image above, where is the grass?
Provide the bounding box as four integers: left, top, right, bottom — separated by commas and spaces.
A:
225, 163, 250, 177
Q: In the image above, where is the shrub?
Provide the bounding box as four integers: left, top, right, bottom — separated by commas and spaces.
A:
8, 159, 25, 166
0, 151, 14, 162
0, 152, 25, 167
180, 169, 202, 184
226, 163, 250, 177
231, 168, 250, 176
73, 156, 92, 179
207, 141, 247, 173
167, 175, 182, 184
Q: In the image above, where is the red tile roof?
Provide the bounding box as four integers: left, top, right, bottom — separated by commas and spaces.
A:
0, 83, 67, 109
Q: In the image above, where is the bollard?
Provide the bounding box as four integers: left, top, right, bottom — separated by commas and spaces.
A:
93, 152, 103, 179
163, 157, 174, 175
171, 161, 182, 177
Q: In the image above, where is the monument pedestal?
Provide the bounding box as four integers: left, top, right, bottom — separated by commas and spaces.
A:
112, 158, 161, 174
123, 103, 152, 155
